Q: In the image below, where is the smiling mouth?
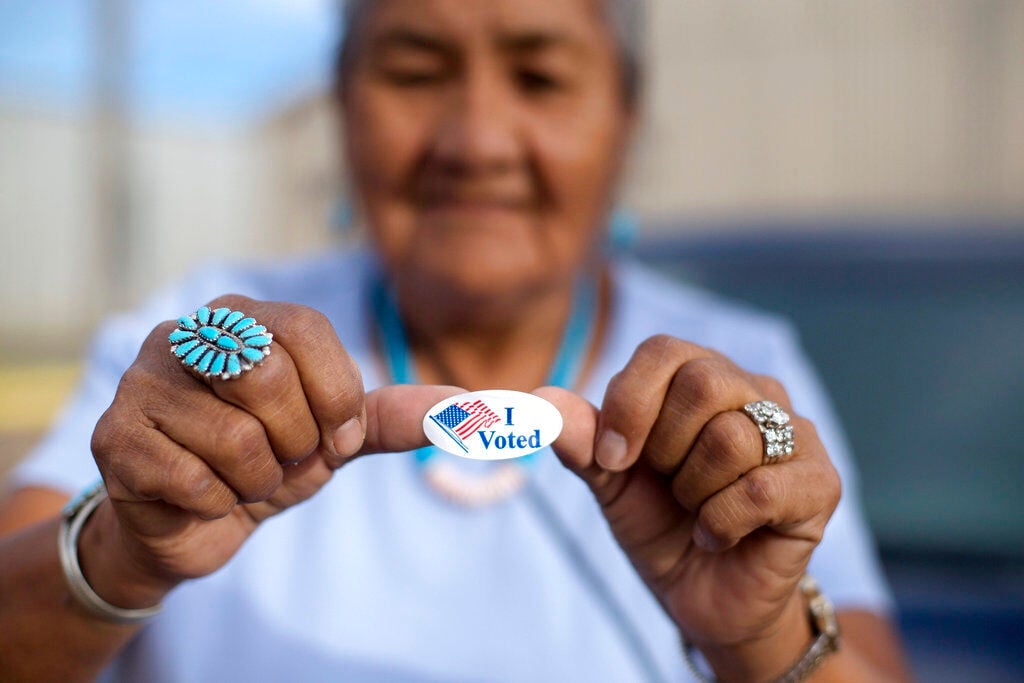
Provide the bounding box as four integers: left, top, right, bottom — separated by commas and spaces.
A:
419, 189, 533, 210
423, 199, 530, 214
416, 177, 536, 212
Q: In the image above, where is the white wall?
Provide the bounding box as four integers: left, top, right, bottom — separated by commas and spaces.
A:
0, 111, 271, 355
629, 0, 1024, 226
0, 111, 102, 348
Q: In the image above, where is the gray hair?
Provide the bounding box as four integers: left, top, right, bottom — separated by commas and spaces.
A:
336, 0, 645, 104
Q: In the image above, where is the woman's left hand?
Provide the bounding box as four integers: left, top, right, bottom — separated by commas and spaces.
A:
537, 335, 841, 682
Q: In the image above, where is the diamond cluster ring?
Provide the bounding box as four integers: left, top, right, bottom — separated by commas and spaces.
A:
743, 400, 795, 465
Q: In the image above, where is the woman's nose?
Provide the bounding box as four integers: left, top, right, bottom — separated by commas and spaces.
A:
432, 70, 522, 174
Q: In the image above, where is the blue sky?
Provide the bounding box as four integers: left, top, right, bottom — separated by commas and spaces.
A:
0, 0, 340, 125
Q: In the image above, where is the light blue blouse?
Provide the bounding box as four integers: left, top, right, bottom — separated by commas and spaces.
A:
9, 249, 892, 682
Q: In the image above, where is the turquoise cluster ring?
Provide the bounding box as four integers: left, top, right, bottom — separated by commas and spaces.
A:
169, 306, 273, 380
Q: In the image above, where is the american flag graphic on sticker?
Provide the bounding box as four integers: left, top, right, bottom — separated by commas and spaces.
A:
428, 400, 501, 453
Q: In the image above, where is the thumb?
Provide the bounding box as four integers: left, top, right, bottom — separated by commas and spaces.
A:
535, 386, 634, 507
532, 386, 598, 474
355, 384, 466, 457
246, 384, 465, 522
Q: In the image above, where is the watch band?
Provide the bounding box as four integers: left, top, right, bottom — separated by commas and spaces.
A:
682, 574, 840, 683
58, 479, 164, 624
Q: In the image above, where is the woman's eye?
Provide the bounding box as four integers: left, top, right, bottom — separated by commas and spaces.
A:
383, 69, 446, 87
517, 70, 563, 94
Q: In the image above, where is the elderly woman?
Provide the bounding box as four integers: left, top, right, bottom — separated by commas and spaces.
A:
0, 1, 911, 681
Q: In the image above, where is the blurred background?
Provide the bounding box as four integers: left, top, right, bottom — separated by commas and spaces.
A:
1, 1, 1021, 680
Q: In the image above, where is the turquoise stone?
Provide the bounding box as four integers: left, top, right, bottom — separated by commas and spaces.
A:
211, 307, 231, 325
168, 329, 195, 344
242, 335, 271, 348
173, 308, 269, 378
210, 352, 227, 375
184, 345, 206, 366
239, 325, 266, 339
174, 339, 201, 357
223, 310, 245, 328
240, 347, 264, 363
198, 326, 220, 342
196, 349, 216, 373
231, 317, 256, 333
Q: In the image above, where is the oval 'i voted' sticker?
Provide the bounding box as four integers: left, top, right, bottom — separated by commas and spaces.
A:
423, 390, 563, 460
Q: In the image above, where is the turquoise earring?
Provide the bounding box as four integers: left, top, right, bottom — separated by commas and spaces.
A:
607, 206, 639, 251
332, 200, 354, 239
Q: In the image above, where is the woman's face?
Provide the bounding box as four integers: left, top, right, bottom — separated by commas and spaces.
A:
341, 0, 633, 302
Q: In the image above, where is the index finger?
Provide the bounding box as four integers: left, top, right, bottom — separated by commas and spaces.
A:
595, 335, 716, 472
205, 296, 365, 463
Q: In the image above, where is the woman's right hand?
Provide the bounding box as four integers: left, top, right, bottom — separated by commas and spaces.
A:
85, 295, 454, 610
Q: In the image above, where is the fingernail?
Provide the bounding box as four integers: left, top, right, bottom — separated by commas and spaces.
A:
333, 417, 364, 457
595, 430, 628, 470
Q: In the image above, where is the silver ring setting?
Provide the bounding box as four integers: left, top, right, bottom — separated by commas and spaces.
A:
743, 400, 795, 464
169, 306, 272, 380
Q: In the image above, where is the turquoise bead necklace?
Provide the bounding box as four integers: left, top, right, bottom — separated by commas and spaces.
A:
371, 274, 598, 505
